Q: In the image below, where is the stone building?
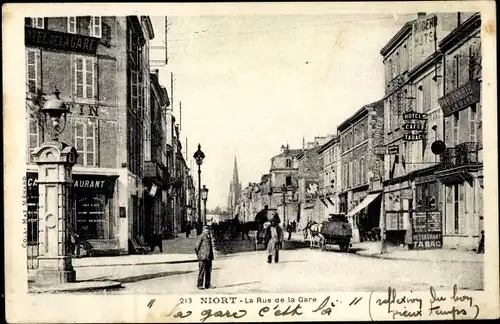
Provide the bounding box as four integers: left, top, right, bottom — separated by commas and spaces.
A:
379, 12, 471, 247
317, 136, 341, 221
338, 100, 384, 243
296, 135, 335, 229
269, 145, 302, 226
436, 13, 482, 249
25, 16, 156, 261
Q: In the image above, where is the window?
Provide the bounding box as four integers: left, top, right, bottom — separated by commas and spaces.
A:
67, 16, 76, 33
286, 159, 292, 168
470, 105, 477, 143
417, 84, 423, 112
26, 49, 39, 93
89, 16, 102, 38
348, 161, 353, 188
285, 176, 292, 187
75, 56, 95, 99
28, 118, 42, 161
360, 157, 365, 184
31, 17, 44, 29
453, 112, 460, 145
453, 54, 460, 88
387, 100, 392, 132
74, 119, 97, 166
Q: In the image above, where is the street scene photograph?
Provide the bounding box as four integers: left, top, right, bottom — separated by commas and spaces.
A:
19, 9, 487, 297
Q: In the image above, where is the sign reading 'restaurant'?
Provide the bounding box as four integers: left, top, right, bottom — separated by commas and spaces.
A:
25, 27, 98, 55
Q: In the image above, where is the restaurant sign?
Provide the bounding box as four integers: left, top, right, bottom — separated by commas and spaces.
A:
25, 27, 99, 55
412, 211, 443, 250
26, 173, 116, 192
438, 79, 481, 117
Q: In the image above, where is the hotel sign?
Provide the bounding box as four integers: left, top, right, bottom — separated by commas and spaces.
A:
438, 79, 481, 117
403, 111, 427, 141
25, 27, 99, 55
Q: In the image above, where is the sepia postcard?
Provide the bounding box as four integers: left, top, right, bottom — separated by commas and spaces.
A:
3, 1, 499, 322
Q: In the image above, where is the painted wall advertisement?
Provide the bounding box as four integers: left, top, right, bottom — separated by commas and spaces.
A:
412, 211, 443, 249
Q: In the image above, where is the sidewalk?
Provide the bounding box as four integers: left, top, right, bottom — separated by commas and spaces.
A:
354, 241, 484, 263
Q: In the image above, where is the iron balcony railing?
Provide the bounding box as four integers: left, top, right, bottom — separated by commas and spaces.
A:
439, 142, 480, 170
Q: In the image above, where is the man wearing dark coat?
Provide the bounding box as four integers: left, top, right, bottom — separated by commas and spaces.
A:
255, 205, 269, 224
264, 213, 284, 263
195, 225, 215, 289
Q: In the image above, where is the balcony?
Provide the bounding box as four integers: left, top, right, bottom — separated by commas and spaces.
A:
435, 142, 482, 184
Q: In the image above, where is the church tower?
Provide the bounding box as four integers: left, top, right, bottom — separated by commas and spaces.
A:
227, 157, 242, 217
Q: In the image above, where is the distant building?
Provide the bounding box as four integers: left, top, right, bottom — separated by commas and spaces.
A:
317, 136, 341, 220
338, 100, 384, 243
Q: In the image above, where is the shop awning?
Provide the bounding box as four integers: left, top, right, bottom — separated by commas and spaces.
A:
346, 192, 381, 217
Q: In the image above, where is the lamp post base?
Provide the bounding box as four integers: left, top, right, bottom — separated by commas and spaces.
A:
34, 256, 76, 284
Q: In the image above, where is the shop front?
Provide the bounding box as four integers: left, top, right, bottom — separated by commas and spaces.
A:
346, 189, 381, 243
25, 172, 119, 266
412, 172, 443, 250
382, 180, 412, 245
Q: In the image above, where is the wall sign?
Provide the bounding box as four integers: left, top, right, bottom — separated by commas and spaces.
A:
25, 27, 99, 55
438, 79, 481, 117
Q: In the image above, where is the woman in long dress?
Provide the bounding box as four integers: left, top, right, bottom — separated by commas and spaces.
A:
264, 213, 284, 263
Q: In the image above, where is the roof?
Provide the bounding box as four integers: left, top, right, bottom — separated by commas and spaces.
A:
337, 99, 384, 132
438, 13, 481, 52
273, 149, 303, 158
317, 136, 339, 155
380, 21, 413, 57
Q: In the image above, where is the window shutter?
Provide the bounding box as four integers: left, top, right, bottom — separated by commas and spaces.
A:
93, 57, 99, 101
36, 50, 42, 93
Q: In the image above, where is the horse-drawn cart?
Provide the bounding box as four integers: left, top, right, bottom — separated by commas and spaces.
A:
305, 214, 352, 252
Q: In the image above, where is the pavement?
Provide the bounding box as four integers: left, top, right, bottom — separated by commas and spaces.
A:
28, 232, 483, 293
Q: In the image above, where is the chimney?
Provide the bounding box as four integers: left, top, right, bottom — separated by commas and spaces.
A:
281, 145, 286, 153
417, 12, 426, 18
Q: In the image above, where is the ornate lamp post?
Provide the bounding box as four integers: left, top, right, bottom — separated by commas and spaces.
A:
193, 144, 205, 230
282, 184, 287, 225
201, 185, 209, 225
32, 89, 78, 284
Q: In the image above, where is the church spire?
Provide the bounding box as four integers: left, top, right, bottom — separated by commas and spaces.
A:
233, 156, 240, 184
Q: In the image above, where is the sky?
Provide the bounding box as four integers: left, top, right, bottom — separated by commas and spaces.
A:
149, 14, 416, 210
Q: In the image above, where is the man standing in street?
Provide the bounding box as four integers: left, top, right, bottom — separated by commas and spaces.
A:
195, 225, 215, 289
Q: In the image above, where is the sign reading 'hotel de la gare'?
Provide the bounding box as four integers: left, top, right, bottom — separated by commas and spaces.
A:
25, 26, 98, 55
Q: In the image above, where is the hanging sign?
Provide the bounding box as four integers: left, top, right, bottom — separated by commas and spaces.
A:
403, 111, 427, 141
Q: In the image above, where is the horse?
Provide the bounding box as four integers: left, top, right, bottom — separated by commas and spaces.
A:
304, 221, 325, 249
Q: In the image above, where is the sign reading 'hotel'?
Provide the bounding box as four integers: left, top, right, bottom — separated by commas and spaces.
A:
25, 27, 99, 55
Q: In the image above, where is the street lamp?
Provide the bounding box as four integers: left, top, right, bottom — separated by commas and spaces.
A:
32, 89, 78, 284
201, 185, 209, 225
193, 144, 205, 230
40, 89, 71, 141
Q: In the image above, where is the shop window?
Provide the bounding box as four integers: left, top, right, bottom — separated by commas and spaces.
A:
89, 16, 102, 38
67, 16, 77, 34
75, 56, 96, 100
75, 192, 107, 239
74, 119, 97, 166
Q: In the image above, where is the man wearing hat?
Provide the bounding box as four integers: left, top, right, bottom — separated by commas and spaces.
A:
195, 225, 215, 289
264, 213, 284, 263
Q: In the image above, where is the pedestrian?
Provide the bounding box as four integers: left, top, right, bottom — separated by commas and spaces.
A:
476, 230, 484, 254
292, 220, 297, 233
151, 215, 163, 253
185, 222, 191, 238
286, 222, 292, 241
264, 213, 284, 264
195, 225, 215, 289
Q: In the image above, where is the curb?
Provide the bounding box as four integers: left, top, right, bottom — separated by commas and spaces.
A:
355, 251, 484, 264
29, 280, 122, 294
74, 259, 199, 268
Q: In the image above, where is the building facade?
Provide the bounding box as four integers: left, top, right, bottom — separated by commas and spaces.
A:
25, 16, 157, 262
436, 13, 482, 249
268, 145, 302, 225
317, 137, 341, 221
338, 100, 384, 243
379, 12, 472, 247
